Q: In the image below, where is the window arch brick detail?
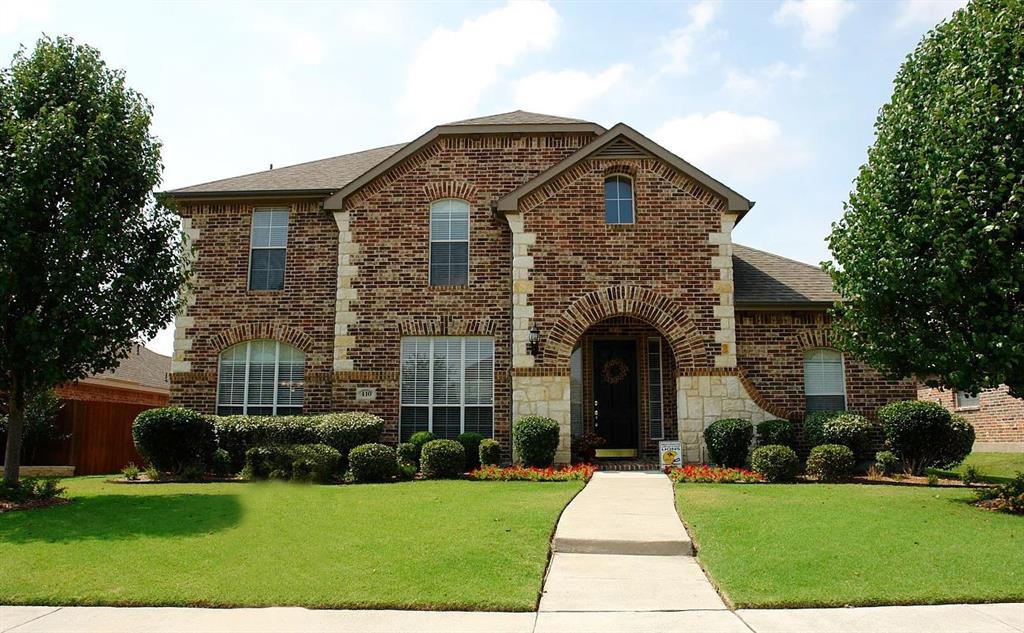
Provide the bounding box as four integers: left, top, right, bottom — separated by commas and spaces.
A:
794, 328, 833, 350
602, 163, 638, 178
211, 323, 315, 354
545, 286, 709, 370
422, 181, 477, 203
397, 317, 499, 336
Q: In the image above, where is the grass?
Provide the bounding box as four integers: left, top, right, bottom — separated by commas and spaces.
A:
928, 452, 1024, 483
0, 476, 582, 611
676, 483, 1024, 609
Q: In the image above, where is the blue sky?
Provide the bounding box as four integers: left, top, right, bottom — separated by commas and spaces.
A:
0, 0, 965, 354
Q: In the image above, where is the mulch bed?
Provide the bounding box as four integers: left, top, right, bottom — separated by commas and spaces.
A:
0, 497, 73, 514
848, 474, 981, 488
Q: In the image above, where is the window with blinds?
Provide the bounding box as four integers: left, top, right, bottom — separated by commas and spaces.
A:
217, 340, 304, 415
647, 338, 664, 439
249, 208, 289, 290
955, 391, 981, 410
803, 348, 846, 412
429, 199, 470, 286
400, 337, 494, 441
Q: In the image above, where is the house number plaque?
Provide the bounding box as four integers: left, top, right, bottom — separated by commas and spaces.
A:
355, 387, 377, 401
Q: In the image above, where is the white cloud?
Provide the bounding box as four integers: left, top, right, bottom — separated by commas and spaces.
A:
654, 111, 809, 185
724, 62, 806, 99
400, 0, 559, 127
773, 0, 855, 48
0, 0, 50, 35
660, 0, 719, 75
250, 17, 326, 64
145, 324, 174, 356
893, 0, 967, 30
512, 64, 628, 115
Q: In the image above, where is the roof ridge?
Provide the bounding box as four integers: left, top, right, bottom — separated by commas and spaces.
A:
167, 142, 407, 193
733, 243, 826, 272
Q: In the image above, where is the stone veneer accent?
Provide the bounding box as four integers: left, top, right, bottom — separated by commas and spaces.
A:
510, 374, 572, 464
507, 212, 537, 369
677, 373, 774, 463
710, 212, 737, 368
333, 210, 358, 372
171, 216, 200, 373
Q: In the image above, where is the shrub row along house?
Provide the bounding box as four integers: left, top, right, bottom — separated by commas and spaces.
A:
165, 111, 917, 463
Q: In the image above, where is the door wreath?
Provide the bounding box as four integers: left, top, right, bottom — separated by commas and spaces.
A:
601, 357, 629, 385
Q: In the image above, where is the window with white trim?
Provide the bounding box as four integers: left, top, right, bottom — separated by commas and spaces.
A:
803, 348, 846, 412
429, 199, 469, 285
400, 337, 493, 441
647, 338, 664, 439
955, 391, 981, 410
217, 340, 304, 415
604, 175, 634, 224
249, 208, 289, 290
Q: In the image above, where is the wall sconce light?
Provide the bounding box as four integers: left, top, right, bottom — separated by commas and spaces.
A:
528, 325, 541, 356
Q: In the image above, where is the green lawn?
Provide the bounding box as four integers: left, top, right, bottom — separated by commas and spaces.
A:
929, 452, 1024, 483
0, 477, 582, 610
676, 483, 1024, 608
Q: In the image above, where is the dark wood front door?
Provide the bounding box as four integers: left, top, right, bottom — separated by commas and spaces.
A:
592, 339, 638, 451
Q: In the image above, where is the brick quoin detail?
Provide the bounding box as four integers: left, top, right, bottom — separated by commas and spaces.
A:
211, 323, 316, 354
545, 286, 707, 370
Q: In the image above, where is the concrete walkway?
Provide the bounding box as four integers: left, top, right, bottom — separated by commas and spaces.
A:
3, 471, 1022, 632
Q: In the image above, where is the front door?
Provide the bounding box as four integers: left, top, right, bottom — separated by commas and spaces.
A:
592, 339, 638, 455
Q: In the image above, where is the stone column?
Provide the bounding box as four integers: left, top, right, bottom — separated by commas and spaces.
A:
511, 373, 572, 464
333, 211, 359, 372
710, 212, 738, 368
171, 216, 200, 374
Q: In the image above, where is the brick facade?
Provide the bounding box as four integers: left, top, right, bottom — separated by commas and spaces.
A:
169, 122, 918, 463
918, 385, 1024, 449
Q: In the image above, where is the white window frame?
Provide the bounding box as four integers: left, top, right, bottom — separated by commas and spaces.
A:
604, 174, 635, 225
647, 337, 664, 440
803, 348, 847, 410
217, 340, 305, 415
399, 336, 494, 437
955, 391, 981, 410
248, 207, 289, 291
428, 199, 471, 286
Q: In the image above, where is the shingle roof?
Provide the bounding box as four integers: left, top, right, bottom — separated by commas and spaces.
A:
168, 143, 406, 195
733, 244, 839, 306
444, 110, 589, 125
90, 345, 171, 391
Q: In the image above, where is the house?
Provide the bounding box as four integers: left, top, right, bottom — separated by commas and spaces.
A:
165, 111, 915, 463
917, 385, 1024, 452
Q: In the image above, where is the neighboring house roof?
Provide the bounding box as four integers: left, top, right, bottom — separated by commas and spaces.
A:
87, 345, 171, 392
166, 144, 407, 197
496, 123, 754, 217
444, 110, 589, 125
733, 244, 839, 307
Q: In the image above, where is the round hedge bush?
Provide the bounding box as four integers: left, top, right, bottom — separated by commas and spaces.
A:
479, 438, 501, 466
756, 419, 796, 449
822, 413, 875, 457
513, 416, 560, 467
289, 443, 342, 483
397, 442, 419, 467
751, 444, 799, 483
420, 439, 465, 479
132, 407, 216, 475
802, 410, 842, 447
408, 431, 436, 458
878, 400, 975, 474
806, 444, 855, 482
348, 443, 399, 483
456, 432, 485, 470
703, 418, 753, 467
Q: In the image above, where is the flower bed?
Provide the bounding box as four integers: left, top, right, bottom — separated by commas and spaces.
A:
668, 464, 762, 483
468, 464, 597, 482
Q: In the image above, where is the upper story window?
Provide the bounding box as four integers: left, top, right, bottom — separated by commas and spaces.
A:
955, 391, 981, 410
804, 348, 846, 412
249, 208, 289, 290
429, 199, 469, 286
217, 340, 305, 416
604, 175, 634, 224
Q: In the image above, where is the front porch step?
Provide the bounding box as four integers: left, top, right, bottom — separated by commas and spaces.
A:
594, 460, 664, 472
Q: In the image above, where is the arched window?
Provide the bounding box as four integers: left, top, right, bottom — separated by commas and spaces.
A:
217, 340, 305, 415
604, 175, 634, 224
429, 199, 470, 285
803, 348, 846, 412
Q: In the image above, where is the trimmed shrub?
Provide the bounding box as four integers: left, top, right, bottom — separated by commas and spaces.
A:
802, 410, 843, 447
397, 442, 419, 468
456, 432, 485, 471
806, 444, 855, 482
975, 473, 1024, 514
348, 443, 399, 483
213, 412, 383, 471
479, 438, 501, 466
820, 413, 875, 457
242, 443, 341, 483
210, 448, 233, 477
874, 450, 901, 476
751, 444, 799, 483
877, 400, 975, 474
408, 431, 437, 461
756, 419, 796, 449
420, 439, 465, 479
132, 407, 216, 475
512, 416, 561, 467
703, 418, 754, 467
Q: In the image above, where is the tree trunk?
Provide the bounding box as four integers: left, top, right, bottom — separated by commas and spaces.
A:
2, 377, 26, 487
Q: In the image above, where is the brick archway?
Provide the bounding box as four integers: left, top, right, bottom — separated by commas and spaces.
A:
211, 323, 315, 354
545, 286, 708, 370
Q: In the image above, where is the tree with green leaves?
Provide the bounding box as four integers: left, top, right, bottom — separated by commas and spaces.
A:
826, 0, 1023, 397
0, 36, 188, 486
